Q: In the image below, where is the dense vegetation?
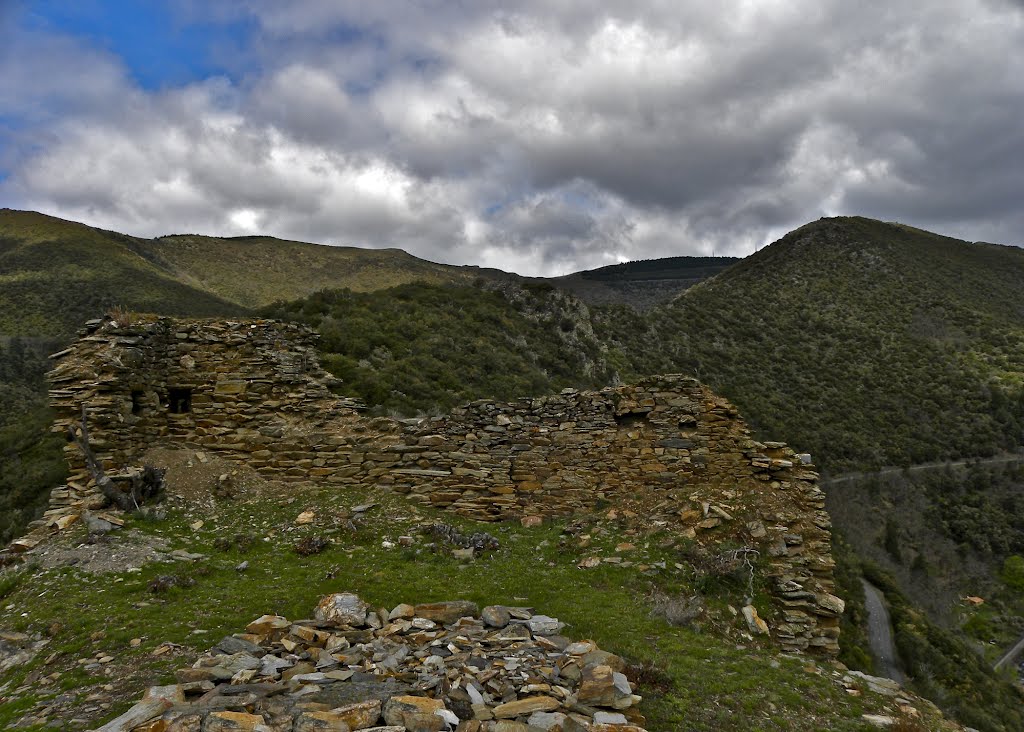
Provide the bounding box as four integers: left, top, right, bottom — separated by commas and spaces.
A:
829, 461, 1024, 642
0, 338, 67, 543
262, 282, 615, 414
552, 255, 738, 309
600, 217, 1024, 472
861, 560, 1024, 732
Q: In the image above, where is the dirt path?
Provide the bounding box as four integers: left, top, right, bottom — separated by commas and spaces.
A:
994, 633, 1024, 671
861, 579, 906, 684
821, 450, 1024, 487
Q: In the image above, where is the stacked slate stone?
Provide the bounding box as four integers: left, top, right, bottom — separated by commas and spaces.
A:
32, 317, 842, 658
107, 593, 646, 731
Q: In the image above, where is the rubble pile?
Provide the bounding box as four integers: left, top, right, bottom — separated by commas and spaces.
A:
100, 592, 647, 732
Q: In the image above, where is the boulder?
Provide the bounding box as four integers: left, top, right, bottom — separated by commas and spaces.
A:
316, 593, 370, 627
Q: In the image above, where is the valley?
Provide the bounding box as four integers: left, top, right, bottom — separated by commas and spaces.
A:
1, 210, 1024, 730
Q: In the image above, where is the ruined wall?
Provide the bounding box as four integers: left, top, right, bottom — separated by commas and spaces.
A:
46, 317, 363, 479
42, 317, 842, 655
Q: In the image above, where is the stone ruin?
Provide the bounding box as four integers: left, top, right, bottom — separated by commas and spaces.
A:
30, 316, 842, 656
104, 592, 650, 732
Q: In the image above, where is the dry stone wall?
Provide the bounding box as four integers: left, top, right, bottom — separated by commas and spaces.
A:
41, 317, 842, 656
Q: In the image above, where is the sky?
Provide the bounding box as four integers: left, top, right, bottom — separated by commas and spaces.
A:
1, 1, 1023, 276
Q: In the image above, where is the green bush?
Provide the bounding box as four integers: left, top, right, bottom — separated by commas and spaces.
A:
1000, 555, 1024, 592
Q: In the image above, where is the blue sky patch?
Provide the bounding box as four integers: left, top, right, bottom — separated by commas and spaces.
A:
19, 0, 257, 89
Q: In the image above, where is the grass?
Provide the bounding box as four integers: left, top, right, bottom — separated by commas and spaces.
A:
0, 482, 910, 732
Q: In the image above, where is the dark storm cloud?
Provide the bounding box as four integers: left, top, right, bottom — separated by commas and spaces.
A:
1, 0, 1022, 274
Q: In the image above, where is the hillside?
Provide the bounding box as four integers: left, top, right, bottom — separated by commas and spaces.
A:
602, 217, 1024, 472
139, 234, 497, 310
261, 281, 615, 415
0, 461, 955, 731
552, 256, 738, 309
0, 209, 488, 336
0, 212, 248, 338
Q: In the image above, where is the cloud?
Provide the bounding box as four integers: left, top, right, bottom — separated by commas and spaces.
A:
2, 0, 1023, 276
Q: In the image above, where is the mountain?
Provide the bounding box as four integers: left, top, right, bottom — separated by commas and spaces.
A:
138, 233, 498, 310
550, 255, 738, 309
0, 210, 248, 337
0, 209, 723, 339
603, 216, 1024, 472
0, 209, 493, 337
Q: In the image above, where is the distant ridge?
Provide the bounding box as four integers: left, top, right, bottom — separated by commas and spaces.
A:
553, 255, 738, 309
0, 209, 729, 335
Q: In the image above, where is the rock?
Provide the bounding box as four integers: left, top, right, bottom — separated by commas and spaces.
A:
577, 666, 633, 708
565, 641, 596, 655
481, 606, 511, 628
580, 650, 625, 673
316, 593, 370, 627
815, 593, 845, 616
82, 510, 117, 534
383, 695, 447, 732
657, 438, 693, 449
201, 712, 265, 731
742, 605, 769, 635
861, 715, 895, 728
847, 671, 902, 697
491, 722, 530, 732
493, 696, 560, 718
527, 712, 569, 731
210, 653, 261, 679
389, 604, 415, 620
527, 615, 563, 635
327, 699, 382, 729
593, 712, 628, 725
54, 514, 78, 530
414, 601, 480, 625
170, 549, 206, 562
296, 511, 316, 525
8, 536, 41, 552
241, 614, 286, 634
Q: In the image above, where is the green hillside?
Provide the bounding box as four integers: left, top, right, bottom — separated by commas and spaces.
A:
601, 217, 1024, 472
0, 210, 248, 337
140, 233, 493, 309
553, 255, 739, 309
261, 281, 615, 415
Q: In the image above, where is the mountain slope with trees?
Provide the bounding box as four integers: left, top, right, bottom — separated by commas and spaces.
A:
600, 216, 1024, 472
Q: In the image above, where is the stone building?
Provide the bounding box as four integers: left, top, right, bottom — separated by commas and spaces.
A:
41, 316, 843, 655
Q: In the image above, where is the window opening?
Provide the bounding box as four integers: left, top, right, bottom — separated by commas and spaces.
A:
614, 412, 649, 428
131, 390, 144, 415
168, 388, 192, 414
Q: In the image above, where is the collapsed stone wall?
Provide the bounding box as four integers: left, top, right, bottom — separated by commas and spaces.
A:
41, 317, 842, 656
